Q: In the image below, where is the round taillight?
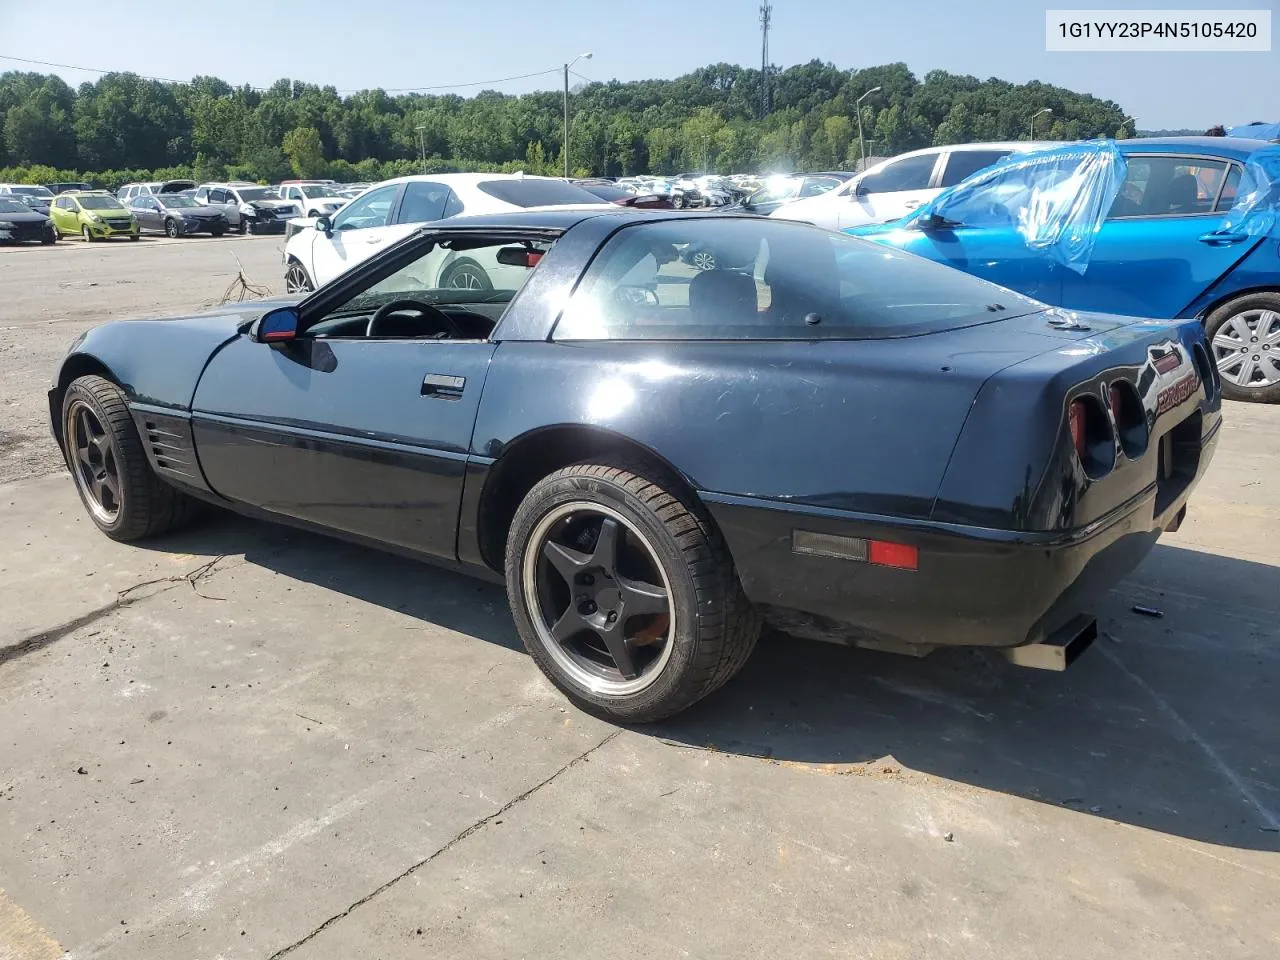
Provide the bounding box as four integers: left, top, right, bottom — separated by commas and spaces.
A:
1107, 379, 1148, 459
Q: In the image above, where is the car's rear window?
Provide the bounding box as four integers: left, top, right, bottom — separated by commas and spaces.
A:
552, 219, 1041, 341
476, 179, 604, 207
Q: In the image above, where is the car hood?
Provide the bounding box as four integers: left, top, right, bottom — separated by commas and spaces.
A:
0, 209, 50, 224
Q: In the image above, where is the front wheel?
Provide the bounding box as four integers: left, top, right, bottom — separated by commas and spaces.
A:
42, 231, 56, 245
82, 225, 94, 243
164, 218, 180, 239
1205, 293, 1280, 403
505, 459, 760, 722
284, 258, 314, 294
61, 375, 202, 541
237, 218, 248, 235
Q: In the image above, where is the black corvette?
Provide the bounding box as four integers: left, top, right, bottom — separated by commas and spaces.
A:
50, 210, 1221, 721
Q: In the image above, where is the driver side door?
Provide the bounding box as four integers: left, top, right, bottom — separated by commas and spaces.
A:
838, 151, 943, 230
190, 231, 500, 562
309, 183, 404, 287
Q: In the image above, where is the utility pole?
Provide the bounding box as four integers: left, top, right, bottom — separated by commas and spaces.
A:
856, 86, 880, 172
563, 52, 593, 178
759, 1, 771, 120
415, 124, 426, 174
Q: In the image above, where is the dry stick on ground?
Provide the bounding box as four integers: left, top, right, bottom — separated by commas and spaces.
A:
218, 251, 272, 305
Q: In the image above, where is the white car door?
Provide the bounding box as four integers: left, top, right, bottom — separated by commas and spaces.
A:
206, 187, 241, 226
308, 183, 405, 286
836, 151, 944, 229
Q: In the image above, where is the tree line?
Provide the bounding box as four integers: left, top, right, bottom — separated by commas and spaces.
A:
0, 61, 1131, 189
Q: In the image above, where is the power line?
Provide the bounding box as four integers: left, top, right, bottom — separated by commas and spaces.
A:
0, 53, 567, 97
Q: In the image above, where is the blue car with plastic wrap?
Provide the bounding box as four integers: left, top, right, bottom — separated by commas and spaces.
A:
851, 137, 1280, 403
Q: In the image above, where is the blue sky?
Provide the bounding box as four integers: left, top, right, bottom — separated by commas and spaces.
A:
0, 0, 1274, 129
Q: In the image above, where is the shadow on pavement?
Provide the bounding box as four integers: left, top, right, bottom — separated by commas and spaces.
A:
138, 517, 1280, 852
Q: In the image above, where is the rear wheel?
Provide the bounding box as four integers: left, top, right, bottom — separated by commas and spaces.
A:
440, 258, 493, 291
1205, 293, 1280, 403
61, 375, 201, 541
505, 459, 760, 722
284, 258, 314, 294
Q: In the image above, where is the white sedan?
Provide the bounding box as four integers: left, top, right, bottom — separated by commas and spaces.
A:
283, 173, 613, 293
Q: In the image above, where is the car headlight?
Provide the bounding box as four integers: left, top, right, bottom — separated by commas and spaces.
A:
87, 213, 103, 223
0, 221, 15, 229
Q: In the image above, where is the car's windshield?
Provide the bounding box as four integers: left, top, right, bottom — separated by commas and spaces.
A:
236, 187, 274, 202
160, 196, 200, 208
0, 198, 30, 213
299, 184, 335, 198
10, 186, 54, 199
476, 179, 604, 207
78, 196, 125, 211
553, 219, 1042, 342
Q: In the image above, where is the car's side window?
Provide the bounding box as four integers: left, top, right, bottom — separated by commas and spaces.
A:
1108, 156, 1229, 219
1216, 164, 1242, 212
332, 184, 398, 231
442, 189, 465, 218
857, 152, 939, 195
396, 181, 449, 224
938, 149, 1011, 188
209, 188, 228, 204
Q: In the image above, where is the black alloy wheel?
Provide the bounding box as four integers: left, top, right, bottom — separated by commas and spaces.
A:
506, 460, 760, 722
61, 375, 201, 541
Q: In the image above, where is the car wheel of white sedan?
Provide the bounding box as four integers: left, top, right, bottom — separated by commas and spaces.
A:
1205, 293, 1280, 404
284, 258, 314, 294
441, 258, 493, 291
505, 458, 761, 723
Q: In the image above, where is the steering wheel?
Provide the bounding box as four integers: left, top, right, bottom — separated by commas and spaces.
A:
366, 299, 464, 339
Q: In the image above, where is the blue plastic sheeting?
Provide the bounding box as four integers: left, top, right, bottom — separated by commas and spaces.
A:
1216, 145, 1280, 237
907, 141, 1127, 275
1227, 122, 1280, 142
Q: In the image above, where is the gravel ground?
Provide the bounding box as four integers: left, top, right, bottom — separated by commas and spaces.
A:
0, 235, 286, 484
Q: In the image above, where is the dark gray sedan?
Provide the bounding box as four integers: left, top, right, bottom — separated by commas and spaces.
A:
129, 194, 228, 238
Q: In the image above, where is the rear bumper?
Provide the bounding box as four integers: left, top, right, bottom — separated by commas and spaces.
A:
702, 417, 1219, 651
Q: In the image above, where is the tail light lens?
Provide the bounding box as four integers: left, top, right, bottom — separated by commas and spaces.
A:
1069, 400, 1088, 457
1067, 395, 1116, 477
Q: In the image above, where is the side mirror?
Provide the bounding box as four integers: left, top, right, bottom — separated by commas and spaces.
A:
853, 182, 869, 198
253, 306, 300, 343
314, 214, 333, 235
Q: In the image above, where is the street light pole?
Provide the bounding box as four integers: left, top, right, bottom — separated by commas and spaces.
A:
856, 86, 881, 171
1030, 107, 1052, 140
415, 124, 426, 175
563, 52, 593, 178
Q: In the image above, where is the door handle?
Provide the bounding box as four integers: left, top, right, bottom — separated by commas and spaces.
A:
365, 235, 385, 244
903, 200, 923, 209
421, 373, 465, 399
1198, 231, 1248, 246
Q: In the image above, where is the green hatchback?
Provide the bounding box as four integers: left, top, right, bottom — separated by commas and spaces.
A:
49, 191, 139, 241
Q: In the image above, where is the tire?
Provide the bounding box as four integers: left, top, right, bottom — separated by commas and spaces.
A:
1204, 292, 1280, 403
237, 218, 248, 235
671, 194, 686, 209
42, 231, 55, 245
505, 458, 761, 723
128, 234, 139, 241
164, 218, 180, 239
440, 258, 493, 291
284, 258, 314, 294
61, 375, 202, 542
82, 225, 94, 243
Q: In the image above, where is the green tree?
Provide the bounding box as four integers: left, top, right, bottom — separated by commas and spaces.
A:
282, 126, 326, 178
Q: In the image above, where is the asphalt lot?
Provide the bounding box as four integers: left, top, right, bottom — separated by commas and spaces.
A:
1, 239, 1278, 959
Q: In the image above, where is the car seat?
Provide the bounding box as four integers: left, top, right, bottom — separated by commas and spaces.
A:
1164, 173, 1201, 214
688, 269, 758, 325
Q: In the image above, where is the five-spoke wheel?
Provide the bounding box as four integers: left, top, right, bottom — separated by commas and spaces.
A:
506, 460, 760, 722
67, 400, 121, 525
